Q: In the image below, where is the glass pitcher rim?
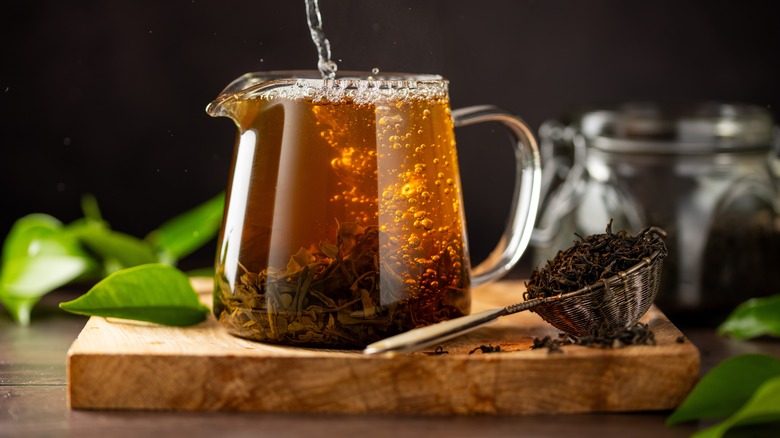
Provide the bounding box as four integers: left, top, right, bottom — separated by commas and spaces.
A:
218, 70, 447, 96
208, 71, 451, 116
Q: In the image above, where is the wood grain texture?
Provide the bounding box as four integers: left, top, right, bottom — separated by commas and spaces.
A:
66, 280, 700, 414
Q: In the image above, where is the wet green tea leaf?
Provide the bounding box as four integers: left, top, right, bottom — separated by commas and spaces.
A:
692, 376, 780, 438
59, 263, 209, 326
71, 221, 159, 270
667, 354, 780, 426
145, 192, 224, 263
80, 193, 103, 223
2, 255, 92, 298
0, 214, 94, 325
2, 214, 67, 261
1, 255, 91, 325
718, 295, 780, 340
185, 267, 215, 278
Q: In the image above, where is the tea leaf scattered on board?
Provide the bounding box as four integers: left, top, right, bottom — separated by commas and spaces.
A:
717, 295, 780, 340
667, 354, 780, 426
59, 263, 209, 326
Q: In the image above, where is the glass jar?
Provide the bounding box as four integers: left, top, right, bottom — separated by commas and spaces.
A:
532, 101, 780, 318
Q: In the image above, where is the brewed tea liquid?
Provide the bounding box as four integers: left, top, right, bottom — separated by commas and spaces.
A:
214, 89, 471, 348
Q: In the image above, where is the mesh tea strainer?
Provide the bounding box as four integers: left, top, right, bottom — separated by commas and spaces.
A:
364, 227, 667, 355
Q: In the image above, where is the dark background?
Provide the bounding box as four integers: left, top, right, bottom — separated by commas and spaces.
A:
1, 0, 779, 271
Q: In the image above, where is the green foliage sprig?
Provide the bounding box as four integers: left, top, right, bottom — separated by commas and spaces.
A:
0, 193, 224, 326
668, 295, 780, 437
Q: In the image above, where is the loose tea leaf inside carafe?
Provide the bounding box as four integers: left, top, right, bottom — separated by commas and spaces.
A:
215, 221, 469, 348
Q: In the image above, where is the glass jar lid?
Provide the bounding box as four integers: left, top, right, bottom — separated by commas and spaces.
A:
571, 101, 775, 154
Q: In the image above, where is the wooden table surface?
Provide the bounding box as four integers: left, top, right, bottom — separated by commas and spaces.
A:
3, 287, 780, 438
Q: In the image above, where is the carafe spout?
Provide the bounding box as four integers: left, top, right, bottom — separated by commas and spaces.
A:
206, 95, 238, 122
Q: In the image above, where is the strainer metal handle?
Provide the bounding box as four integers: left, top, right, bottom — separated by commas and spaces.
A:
363, 230, 666, 355
362, 282, 595, 355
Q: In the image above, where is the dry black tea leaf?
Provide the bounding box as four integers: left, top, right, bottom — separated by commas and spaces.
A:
423, 345, 450, 355
468, 344, 502, 355
525, 220, 661, 301
531, 323, 656, 354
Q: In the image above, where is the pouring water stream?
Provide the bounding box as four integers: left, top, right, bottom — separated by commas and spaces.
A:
305, 0, 338, 79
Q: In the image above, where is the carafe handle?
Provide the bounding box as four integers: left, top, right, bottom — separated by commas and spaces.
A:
452, 105, 542, 286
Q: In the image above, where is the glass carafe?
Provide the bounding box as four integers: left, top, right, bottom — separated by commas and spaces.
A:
207, 71, 541, 347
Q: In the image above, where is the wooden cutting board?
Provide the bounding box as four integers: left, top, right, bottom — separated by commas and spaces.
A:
66, 279, 700, 414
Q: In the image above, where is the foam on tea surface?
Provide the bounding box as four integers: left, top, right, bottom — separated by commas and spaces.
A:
229, 76, 449, 107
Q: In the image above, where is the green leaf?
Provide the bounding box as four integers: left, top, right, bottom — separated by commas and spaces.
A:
185, 266, 215, 278
1, 214, 67, 262
693, 376, 780, 438
69, 221, 159, 270
59, 263, 209, 326
2, 255, 92, 298
667, 354, 780, 426
80, 193, 103, 224
145, 192, 225, 263
718, 295, 780, 340
0, 256, 91, 325
0, 214, 95, 325
0, 295, 37, 326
